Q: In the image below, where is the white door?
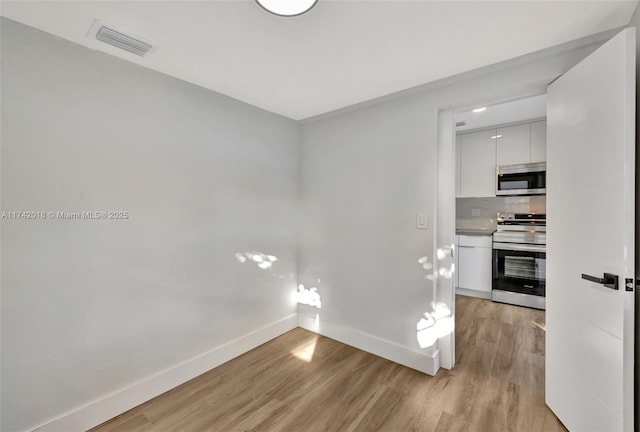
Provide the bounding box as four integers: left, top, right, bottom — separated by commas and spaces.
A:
546, 28, 635, 431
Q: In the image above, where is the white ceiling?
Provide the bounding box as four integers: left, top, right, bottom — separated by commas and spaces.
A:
456, 94, 547, 132
1, 1, 637, 120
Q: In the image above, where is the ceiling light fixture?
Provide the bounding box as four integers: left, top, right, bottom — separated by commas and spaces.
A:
491, 135, 503, 139
472, 107, 487, 113
255, 0, 318, 16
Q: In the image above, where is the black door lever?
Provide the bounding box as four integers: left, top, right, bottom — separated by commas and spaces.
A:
581, 272, 619, 290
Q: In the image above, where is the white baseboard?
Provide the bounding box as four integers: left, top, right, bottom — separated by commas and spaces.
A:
297, 313, 439, 376
455, 287, 492, 300
32, 314, 298, 432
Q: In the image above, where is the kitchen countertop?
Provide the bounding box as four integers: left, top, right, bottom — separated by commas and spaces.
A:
455, 228, 495, 236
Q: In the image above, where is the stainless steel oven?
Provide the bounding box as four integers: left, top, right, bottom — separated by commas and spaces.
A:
492, 213, 546, 310
496, 162, 546, 196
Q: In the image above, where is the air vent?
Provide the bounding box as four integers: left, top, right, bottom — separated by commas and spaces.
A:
88, 20, 154, 57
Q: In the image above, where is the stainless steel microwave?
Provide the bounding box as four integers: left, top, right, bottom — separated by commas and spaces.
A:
496, 162, 546, 196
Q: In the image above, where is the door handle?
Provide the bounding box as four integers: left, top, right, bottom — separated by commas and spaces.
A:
581, 272, 619, 290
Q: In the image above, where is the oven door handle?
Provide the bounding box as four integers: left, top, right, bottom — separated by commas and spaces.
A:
492, 242, 546, 253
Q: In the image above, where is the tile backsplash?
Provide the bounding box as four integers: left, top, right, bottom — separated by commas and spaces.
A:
456, 196, 546, 230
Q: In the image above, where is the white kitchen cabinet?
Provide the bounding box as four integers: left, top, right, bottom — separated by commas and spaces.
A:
495, 120, 547, 166
456, 235, 492, 298
457, 119, 546, 198
496, 123, 531, 166
459, 129, 496, 198
530, 120, 547, 162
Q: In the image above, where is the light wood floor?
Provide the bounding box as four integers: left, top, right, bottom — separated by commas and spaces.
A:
90, 295, 566, 432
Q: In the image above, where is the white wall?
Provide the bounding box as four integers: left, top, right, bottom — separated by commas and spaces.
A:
1, 18, 300, 432
298, 32, 613, 375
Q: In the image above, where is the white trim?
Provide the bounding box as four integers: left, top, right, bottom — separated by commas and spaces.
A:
455, 288, 492, 300
435, 108, 456, 370
31, 314, 298, 432
297, 313, 440, 376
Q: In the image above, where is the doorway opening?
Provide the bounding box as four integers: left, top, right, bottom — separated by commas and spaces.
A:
448, 93, 559, 426
454, 94, 547, 307
436, 27, 635, 432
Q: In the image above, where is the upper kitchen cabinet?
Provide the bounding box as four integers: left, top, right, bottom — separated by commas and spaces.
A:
496, 120, 547, 166
530, 120, 547, 162
496, 123, 530, 166
459, 129, 496, 197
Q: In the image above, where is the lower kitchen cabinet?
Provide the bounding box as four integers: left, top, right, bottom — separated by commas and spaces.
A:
456, 235, 492, 298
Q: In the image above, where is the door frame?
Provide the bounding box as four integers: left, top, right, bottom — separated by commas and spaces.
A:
435, 89, 549, 370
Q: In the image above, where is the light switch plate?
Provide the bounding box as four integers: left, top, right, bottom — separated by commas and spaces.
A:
416, 213, 428, 229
